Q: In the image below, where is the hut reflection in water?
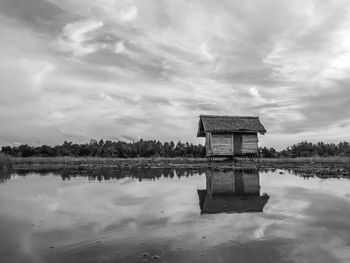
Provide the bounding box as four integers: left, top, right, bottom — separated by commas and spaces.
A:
198, 169, 269, 214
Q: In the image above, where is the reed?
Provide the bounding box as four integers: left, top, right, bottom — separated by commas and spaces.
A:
0, 153, 12, 183
0, 152, 12, 170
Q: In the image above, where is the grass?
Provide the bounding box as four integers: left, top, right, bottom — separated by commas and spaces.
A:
5, 156, 350, 178
11, 157, 208, 170
10, 156, 350, 165
258, 156, 350, 164
6, 156, 350, 174
12, 156, 206, 164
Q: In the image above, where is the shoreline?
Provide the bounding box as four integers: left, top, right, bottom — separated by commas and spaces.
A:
8, 157, 350, 177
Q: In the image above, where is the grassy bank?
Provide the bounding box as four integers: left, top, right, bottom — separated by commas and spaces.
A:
9, 156, 350, 171
12, 156, 350, 165
12, 157, 208, 165
0, 156, 347, 179
11, 157, 209, 171
259, 156, 350, 164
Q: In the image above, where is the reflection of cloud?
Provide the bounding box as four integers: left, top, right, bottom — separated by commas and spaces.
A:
260, 171, 350, 262
1, 170, 350, 261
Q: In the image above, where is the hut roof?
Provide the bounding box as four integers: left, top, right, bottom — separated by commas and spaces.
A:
197, 115, 266, 137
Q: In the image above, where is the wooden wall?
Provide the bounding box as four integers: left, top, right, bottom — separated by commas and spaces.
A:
205, 132, 259, 156
205, 132, 211, 156
210, 133, 233, 156
241, 134, 258, 154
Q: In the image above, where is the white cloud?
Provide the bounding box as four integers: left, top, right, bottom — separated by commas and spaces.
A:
248, 87, 259, 98
321, 26, 350, 80
114, 41, 126, 54
64, 19, 103, 42
55, 19, 103, 56
200, 41, 215, 61
119, 6, 138, 22
32, 62, 55, 89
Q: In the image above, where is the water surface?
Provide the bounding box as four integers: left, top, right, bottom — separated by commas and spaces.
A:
1, 168, 350, 263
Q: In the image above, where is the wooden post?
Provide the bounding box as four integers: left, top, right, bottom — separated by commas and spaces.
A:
231, 133, 234, 155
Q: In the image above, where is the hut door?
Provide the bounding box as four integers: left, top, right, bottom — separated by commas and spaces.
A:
234, 134, 242, 154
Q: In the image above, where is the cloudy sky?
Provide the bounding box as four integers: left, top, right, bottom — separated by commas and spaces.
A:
1, 0, 350, 149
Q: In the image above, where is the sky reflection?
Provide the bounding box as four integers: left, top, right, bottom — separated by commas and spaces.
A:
0, 169, 350, 262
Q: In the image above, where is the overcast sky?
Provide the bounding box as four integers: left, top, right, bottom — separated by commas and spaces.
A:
1, 0, 350, 149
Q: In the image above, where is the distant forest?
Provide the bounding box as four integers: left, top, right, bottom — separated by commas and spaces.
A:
1, 140, 205, 158
260, 141, 350, 158
2, 140, 350, 158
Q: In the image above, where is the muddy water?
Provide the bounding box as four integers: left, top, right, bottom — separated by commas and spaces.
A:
0, 169, 350, 263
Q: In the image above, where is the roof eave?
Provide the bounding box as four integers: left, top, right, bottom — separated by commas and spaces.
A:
202, 129, 266, 134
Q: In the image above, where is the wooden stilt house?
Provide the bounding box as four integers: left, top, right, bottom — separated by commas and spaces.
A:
197, 115, 266, 159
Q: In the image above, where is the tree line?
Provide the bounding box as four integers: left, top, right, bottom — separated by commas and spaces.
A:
1, 140, 206, 158
2, 140, 350, 158
259, 141, 350, 158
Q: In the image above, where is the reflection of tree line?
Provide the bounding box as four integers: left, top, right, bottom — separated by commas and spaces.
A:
3, 167, 350, 184
1, 168, 206, 183
263, 168, 350, 180
0, 170, 11, 183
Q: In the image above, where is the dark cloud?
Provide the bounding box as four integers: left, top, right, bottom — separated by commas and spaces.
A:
0, 0, 77, 36
281, 85, 350, 133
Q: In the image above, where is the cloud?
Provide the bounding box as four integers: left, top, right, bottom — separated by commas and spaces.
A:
1, 0, 350, 148
55, 19, 104, 56
31, 61, 55, 90
119, 6, 138, 22
114, 41, 127, 54
63, 20, 103, 43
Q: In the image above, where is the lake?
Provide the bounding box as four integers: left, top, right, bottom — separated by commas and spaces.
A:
0, 168, 350, 263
